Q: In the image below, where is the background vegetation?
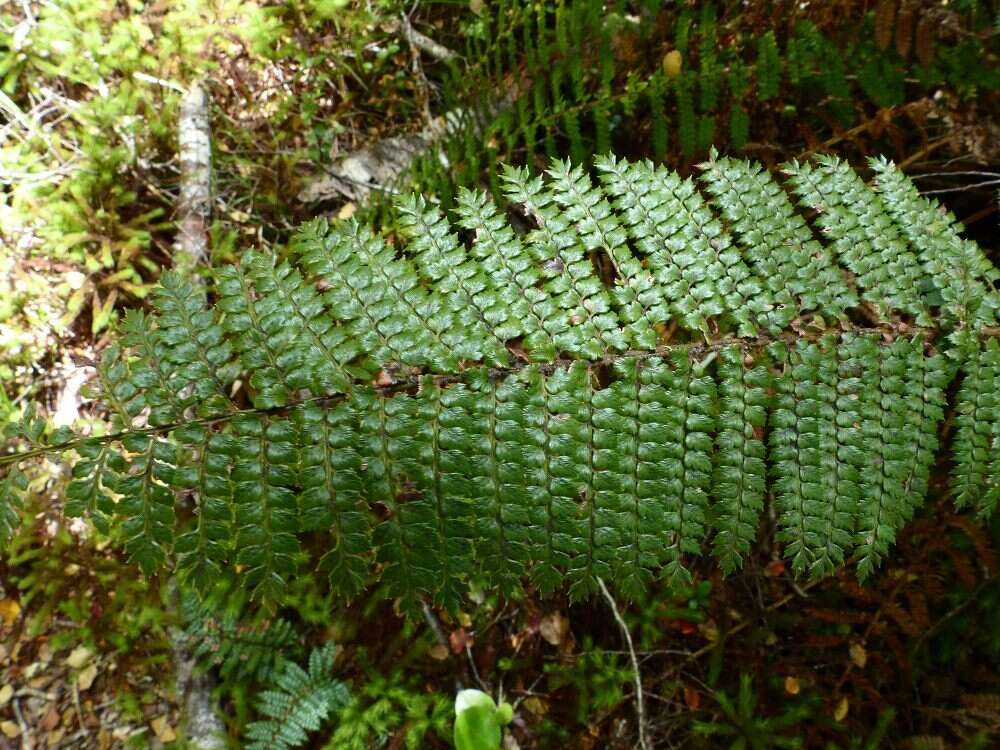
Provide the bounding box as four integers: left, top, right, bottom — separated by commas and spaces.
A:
1, 0, 999, 747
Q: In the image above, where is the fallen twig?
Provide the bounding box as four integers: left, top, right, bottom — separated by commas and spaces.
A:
396, 14, 459, 63
12, 698, 33, 750
598, 577, 649, 750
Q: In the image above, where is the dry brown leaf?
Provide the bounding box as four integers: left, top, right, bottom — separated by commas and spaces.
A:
151, 716, 177, 743
77, 662, 99, 691
834, 697, 849, 722
40, 705, 60, 732
874, 0, 897, 50
48, 726, 67, 746
539, 612, 569, 646
0, 598, 20, 626
849, 642, 867, 668
915, 16, 935, 68
701, 620, 719, 642
0, 684, 12, 707
428, 644, 449, 660
662, 50, 682, 79
0, 720, 20, 739
764, 560, 786, 577
449, 628, 472, 654
37, 642, 54, 662
65, 645, 92, 670
522, 696, 547, 716
784, 676, 801, 695
683, 686, 701, 709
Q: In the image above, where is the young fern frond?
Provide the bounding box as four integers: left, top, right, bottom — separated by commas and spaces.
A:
2, 153, 999, 609
181, 591, 300, 683
244, 643, 350, 750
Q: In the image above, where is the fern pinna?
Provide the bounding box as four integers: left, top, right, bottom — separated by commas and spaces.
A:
2, 152, 998, 611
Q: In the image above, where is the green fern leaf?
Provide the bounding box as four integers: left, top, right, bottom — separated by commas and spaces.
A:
5, 151, 1000, 608
500, 164, 626, 358
869, 156, 1000, 331
245, 643, 350, 750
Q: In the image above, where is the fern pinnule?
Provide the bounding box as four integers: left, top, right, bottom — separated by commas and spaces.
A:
231, 415, 300, 604
698, 153, 856, 329
952, 340, 1000, 517
711, 346, 769, 574
150, 272, 238, 417
500, 164, 626, 358
454, 187, 559, 361
869, 157, 1000, 332
545, 158, 667, 350
395, 194, 511, 367
784, 156, 934, 326
173, 426, 237, 596
756, 30, 781, 101
182, 591, 298, 683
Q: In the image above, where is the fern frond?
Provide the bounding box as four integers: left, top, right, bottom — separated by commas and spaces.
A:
756, 30, 781, 100
439, 370, 530, 597
545, 158, 668, 349
293, 404, 373, 599
771, 336, 860, 578
291, 219, 462, 374
65, 439, 122, 535
120, 310, 192, 426
216, 258, 307, 409
245, 251, 362, 394
500, 164, 626, 358
115, 434, 176, 575
231, 415, 300, 603
0, 464, 26, 551
952, 339, 1000, 516
395, 195, 511, 366
148, 272, 238, 418
5, 152, 1000, 606
173, 425, 238, 596
453, 188, 559, 361
244, 643, 350, 750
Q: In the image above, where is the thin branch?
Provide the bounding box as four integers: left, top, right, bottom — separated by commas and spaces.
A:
598, 577, 649, 750
12, 698, 33, 750
910, 170, 1000, 180
396, 14, 459, 63
920, 179, 1000, 195
421, 599, 466, 691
